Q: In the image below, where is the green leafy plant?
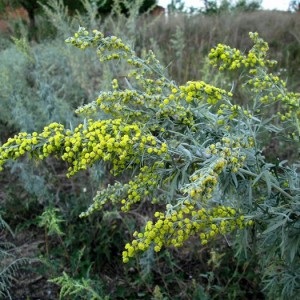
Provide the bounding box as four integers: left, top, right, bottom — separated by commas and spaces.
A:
49, 271, 108, 300
0, 213, 28, 299
0, 27, 299, 299
37, 207, 64, 256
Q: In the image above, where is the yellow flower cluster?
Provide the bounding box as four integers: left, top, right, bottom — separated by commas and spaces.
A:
98, 90, 142, 116
76, 89, 150, 118
96, 34, 132, 61
111, 78, 119, 90
248, 73, 283, 95
76, 86, 196, 128
217, 103, 252, 123
69, 28, 172, 99
122, 203, 253, 263
185, 141, 246, 203
209, 43, 245, 71
247, 74, 299, 125
120, 134, 253, 263
66, 27, 133, 62
277, 91, 300, 123
174, 81, 229, 105
61, 119, 135, 176
209, 32, 276, 73
208, 31, 300, 135
127, 50, 167, 88
156, 103, 195, 127
0, 122, 65, 171
0, 118, 168, 177
65, 27, 104, 50
67, 28, 200, 132
79, 181, 125, 218
120, 164, 163, 212
207, 137, 247, 173
187, 158, 225, 202
140, 78, 167, 96
61, 119, 168, 176
80, 162, 165, 217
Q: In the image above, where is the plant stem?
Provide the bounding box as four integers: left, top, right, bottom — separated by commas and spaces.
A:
239, 168, 293, 200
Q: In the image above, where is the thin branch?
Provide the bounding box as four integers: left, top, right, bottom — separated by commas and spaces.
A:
239, 168, 293, 200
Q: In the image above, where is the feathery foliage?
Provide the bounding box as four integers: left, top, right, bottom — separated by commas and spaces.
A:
0, 26, 299, 298
0, 214, 28, 299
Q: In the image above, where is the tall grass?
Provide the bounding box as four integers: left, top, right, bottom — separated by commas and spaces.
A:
136, 11, 300, 87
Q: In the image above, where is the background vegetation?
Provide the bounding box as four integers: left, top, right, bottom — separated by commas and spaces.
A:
0, 0, 299, 299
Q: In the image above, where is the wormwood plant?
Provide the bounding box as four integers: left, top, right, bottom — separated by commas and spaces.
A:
0, 28, 299, 298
